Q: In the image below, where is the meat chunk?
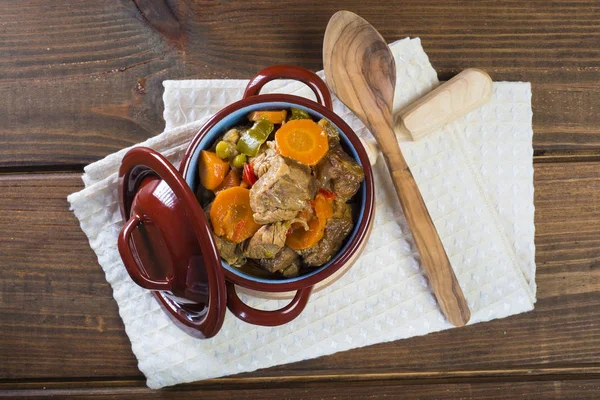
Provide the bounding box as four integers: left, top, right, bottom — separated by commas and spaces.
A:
222, 128, 241, 144
250, 145, 278, 178
257, 246, 299, 273
281, 261, 300, 278
250, 154, 316, 224
286, 202, 312, 231
213, 234, 243, 266
245, 222, 289, 259
316, 144, 364, 202
300, 202, 354, 267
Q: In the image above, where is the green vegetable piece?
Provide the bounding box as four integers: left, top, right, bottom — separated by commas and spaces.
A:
236, 119, 274, 157
289, 107, 311, 120
232, 154, 247, 168
318, 118, 340, 144
215, 141, 232, 159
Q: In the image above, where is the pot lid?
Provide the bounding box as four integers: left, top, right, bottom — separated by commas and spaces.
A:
118, 147, 227, 339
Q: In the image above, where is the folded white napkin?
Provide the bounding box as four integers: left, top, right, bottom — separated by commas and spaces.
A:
68, 38, 535, 389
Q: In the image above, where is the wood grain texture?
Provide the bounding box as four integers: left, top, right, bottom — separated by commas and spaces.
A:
2, 378, 600, 399
0, 0, 183, 168
324, 10, 470, 326
0, 174, 139, 378
2, 1, 600, 398
1, 0, 600, 169
0, 162, 598, 384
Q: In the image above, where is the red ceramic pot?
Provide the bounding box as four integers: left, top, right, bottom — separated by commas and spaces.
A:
117, 65, 375, 339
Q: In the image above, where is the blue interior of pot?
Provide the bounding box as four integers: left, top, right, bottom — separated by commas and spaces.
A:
185, 101, 367, 285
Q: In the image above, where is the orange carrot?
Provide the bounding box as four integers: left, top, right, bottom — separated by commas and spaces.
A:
286, 216, 326, 250
313, 192, 335, 219
199, 150, 230, 190
248, 110, 287, 124
210, 187, 261, 243
275, 119, 329, 166
214, 168, 241, 194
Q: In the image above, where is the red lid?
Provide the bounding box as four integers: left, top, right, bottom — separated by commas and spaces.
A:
117, 147, 227, 339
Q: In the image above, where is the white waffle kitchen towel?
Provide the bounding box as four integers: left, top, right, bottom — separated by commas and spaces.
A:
68, 38, 536, 389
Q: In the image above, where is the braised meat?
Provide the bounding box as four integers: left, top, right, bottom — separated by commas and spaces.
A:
250, 154, 316, 224
316, 144, 364, 202
257, 246, 299, 274
213, 234, 243, 266
281, 261, 300, 278
245, 221, 289, 259
251, 146, 278, 178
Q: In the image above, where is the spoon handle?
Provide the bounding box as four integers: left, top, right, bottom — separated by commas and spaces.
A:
379, 122, 471, 327
396, 69, 493, 141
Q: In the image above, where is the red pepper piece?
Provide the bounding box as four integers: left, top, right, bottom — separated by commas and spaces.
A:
317, 188, 336, 199
242, 164, 258, 188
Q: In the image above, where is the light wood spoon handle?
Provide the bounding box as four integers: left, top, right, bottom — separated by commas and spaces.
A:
323, 10, 470, 326
397, 68, 493, 141
380, 122, 471, 326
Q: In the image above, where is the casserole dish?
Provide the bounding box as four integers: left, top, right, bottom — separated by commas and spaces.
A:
117, 65, 374, 338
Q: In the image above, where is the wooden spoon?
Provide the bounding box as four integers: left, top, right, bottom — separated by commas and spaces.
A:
323, 10, 470, 326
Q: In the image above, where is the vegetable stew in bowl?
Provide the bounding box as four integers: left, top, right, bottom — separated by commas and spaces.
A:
196, 107, 365, 280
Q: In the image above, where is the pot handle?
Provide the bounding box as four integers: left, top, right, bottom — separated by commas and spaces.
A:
226, 282, 312, 326
118, 213, 172, 291
243, 65, 333, 110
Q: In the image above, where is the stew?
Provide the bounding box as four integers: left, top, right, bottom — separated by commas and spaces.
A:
197, 107, 365, 279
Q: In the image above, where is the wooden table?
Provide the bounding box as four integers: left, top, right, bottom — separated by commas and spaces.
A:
1, 1, 599, 398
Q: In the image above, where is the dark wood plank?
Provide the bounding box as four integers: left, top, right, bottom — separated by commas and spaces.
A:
179, 0, 600, 151
0, 0, 183, 168
2, 0, 600, 169
0, 174, 139, 378
2, 378, 600, 399
0, 161, 598, 381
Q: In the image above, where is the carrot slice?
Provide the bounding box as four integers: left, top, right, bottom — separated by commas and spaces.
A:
210, 187, 261, 243
286, 216, 326, 250
248, 110, 287, 124
214, 168, 241, 194
313, 192, 335, 219
275, 119, 329, 166
199, 150, 230, 190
